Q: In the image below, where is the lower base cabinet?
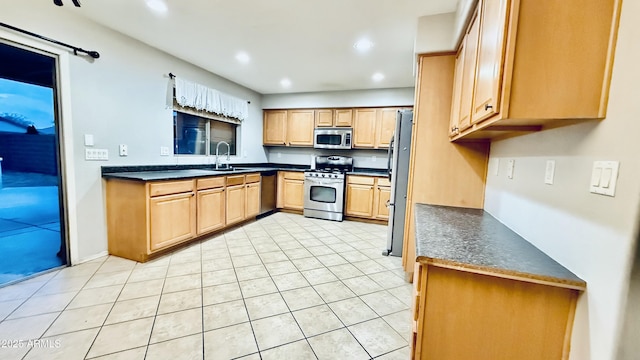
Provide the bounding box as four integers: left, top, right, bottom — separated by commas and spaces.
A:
149, 191, 196, 251
197, 187, 225, 234
226, 185, 246, 226
277, 171, 305, 210
411, 262, 580, 360
345, 175, 390, 221
106, 173, 261, 262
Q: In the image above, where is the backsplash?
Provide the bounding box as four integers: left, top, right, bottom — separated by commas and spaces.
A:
265, 147, 389, 169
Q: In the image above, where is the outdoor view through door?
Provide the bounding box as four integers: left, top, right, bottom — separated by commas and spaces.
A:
0, 42, 67, 286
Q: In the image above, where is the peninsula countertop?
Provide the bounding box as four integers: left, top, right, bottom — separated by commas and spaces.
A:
413, 203, 586, 290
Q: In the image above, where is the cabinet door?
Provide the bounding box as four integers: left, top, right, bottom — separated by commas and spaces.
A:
197, 188, 225, 235
245, 182, 261, 218
345, 183, 374, 217
472, 0, 510, 124
226, 185, 245, 225
334, 109, 353, 127
287, 110, 315, 146
149, 192, 196, 252
450, 45, 466, 137
283, 179, 304, 210
458, 14, 480, 132
263, 110, 287, 145
315, 109, 334, 127
374, 186, 391, 220
376, 108, 397, 148
353, 109, 377, 148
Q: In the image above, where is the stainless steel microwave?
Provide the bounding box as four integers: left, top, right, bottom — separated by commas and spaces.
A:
313, 128, 352, 150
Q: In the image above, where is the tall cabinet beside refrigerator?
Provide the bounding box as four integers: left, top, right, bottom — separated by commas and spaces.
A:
384, 110, 413, 257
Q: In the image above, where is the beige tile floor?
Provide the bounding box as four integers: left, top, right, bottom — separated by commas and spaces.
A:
0, 212, 412, 360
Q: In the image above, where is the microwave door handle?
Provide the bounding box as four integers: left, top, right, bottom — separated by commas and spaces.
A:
387, 135, 394, 181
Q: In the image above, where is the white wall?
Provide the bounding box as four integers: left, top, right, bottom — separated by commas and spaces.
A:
1, 2, 266, 262
452, 0, 477, 48
262, 88, 414, 109
414, 12, 455, 54
484, 1, 640, 359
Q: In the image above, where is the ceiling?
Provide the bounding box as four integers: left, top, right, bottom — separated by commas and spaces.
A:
64, 0, 458, 94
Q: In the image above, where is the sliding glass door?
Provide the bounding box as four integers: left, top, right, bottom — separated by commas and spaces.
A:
0, 41, 67, 286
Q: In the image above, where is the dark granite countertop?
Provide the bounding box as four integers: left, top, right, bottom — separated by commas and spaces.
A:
102, 164, 389, 181
347, 168, 387, 177
102, 164, 308, 181
414, 204, 586, 290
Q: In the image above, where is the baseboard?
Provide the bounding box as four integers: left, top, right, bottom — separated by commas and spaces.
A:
77, 251, 109, 265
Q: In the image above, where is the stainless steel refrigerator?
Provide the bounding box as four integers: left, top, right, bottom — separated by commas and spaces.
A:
383, 109, 413, 257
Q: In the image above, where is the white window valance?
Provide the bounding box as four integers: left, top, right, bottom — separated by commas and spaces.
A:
174, 76, 249, 121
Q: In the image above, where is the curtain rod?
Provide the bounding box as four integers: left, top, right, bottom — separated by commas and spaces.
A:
0, 22, 100, 59
169, 72, 251, 104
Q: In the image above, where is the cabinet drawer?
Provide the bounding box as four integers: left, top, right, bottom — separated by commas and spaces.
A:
226, 175, 245, 186
347, 175, 375, 185
377, 178, 391, 187
197, 177, 225, 190
245, 173, 260, 184
149, 180, 194, 197
283, 171, 304, 180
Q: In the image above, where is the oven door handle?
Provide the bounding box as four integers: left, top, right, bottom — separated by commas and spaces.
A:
305, 179, 344, 186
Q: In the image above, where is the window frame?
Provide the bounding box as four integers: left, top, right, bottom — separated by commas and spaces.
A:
173, 108, 239, 157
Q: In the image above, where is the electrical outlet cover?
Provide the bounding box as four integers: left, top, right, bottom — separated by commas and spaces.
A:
545, 160, 555, 185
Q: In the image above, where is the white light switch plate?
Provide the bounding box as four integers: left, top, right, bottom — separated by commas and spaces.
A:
160, 146, 170, 156
590, 161, 619, 197
84, 134, 94, 146
544, 160, 555, 185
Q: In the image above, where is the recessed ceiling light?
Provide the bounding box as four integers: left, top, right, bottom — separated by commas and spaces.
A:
372, 72, 385, 82
235, 51, 250, 64
280, 78, 292, 88
354, 39, 374, 52
146, 0, 168, 13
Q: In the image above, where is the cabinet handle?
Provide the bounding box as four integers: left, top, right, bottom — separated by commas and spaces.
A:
485, 104, 493, 111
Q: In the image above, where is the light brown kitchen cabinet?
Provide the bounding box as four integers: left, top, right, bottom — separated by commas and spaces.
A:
412, 261, 582, 360
345, 175, 390, 221
106, 179, 197, 262
315, 109, 334, 127
354, 108, 407, 149
450, 0, 622, 140
471, 0, 509, 124
245, 175, 261, 218
353, 109, 377, 148
277, 171, 305, 211
334, 109, 353, 127
287, 110, 315, 146
149, 190, 196, 251
263, 110, 287, 145
449, 43, 466, 136
225, 184, 245, 226
346, 184, 374, 217
373, 179, 391, 220
196, 177, 226, 235
376, 109, 397, 148
458, 11, 480, 133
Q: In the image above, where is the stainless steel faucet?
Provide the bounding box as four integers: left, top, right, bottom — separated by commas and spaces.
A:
215, 141, 230, 169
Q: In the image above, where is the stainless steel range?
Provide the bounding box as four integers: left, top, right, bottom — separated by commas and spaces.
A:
303, 155, 353, 221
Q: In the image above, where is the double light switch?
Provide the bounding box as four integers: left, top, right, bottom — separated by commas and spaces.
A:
590, 161, 619, 197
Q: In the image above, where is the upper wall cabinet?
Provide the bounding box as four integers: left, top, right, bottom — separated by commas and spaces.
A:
450, 0, 622, 141
354, 108, 404, 149
263, 110, 287, 145
263, 109, 314, 147
264, 107, 410, 148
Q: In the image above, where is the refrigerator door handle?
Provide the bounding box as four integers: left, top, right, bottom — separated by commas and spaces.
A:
387, 135, 394, 181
